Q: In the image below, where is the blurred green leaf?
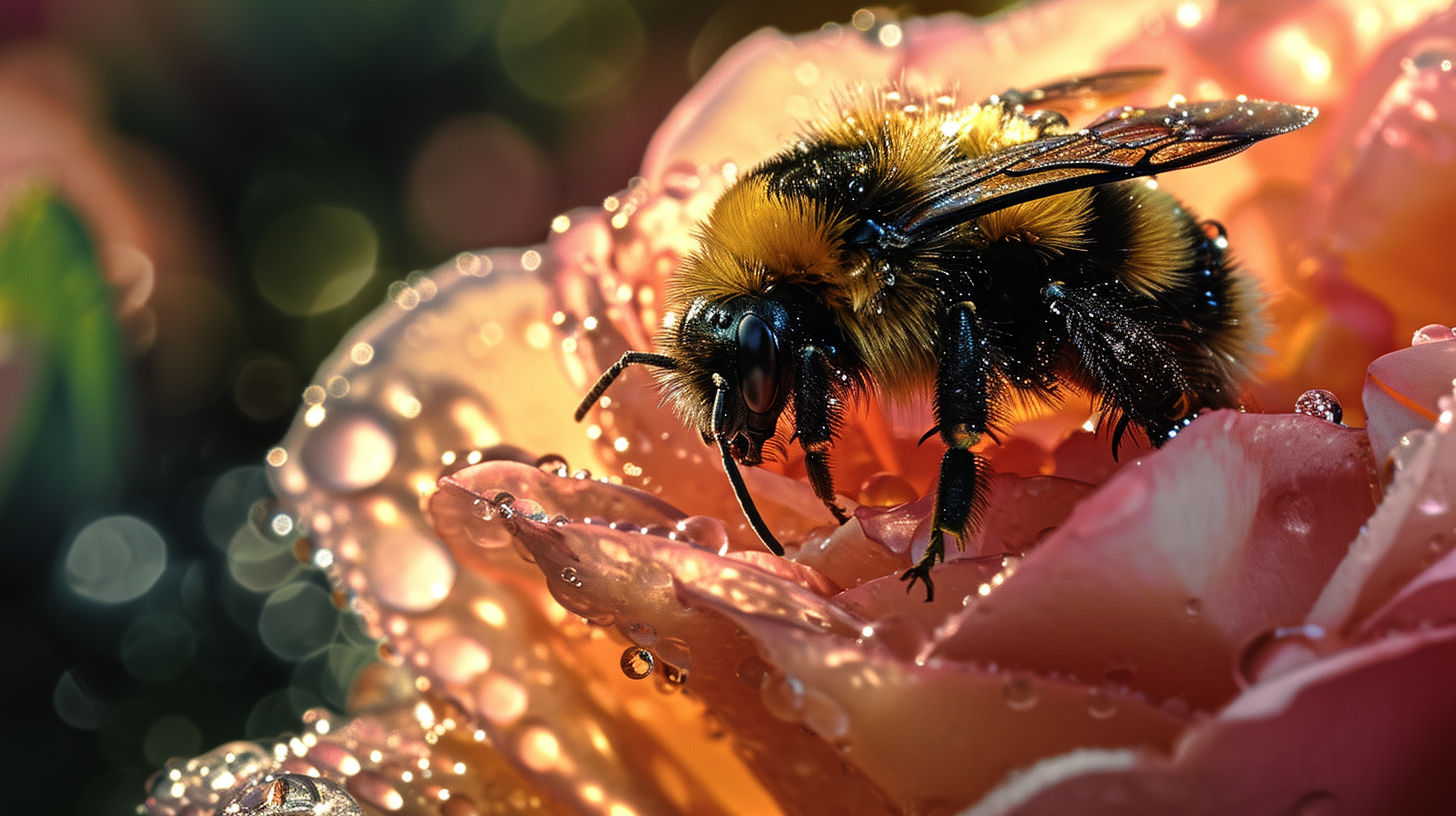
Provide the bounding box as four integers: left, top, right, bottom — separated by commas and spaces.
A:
0, 189, 128, 508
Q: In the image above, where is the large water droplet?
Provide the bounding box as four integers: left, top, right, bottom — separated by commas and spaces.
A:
736, 656, 770, 689
1412, 324, 1455, 345
1237, 624, 1326, 688
300, 411, 397, 492
367, 528, 457, 613
801, 687, 850, 740
1087, 685, 1118, 720
1294, 389, 1343, 424
626, 622, 657, 646
760, 673, 806, 721
1003, 675, 1039, 712
620, 647, 654, 680
674, 516, 729, 552
655, 636, 692, 670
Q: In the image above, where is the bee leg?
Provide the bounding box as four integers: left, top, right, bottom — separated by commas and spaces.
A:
1042, 281, 1189, 453
796, 345, 851, 525
902, 302, 994, 602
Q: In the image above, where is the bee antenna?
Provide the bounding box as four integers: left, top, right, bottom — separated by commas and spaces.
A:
575, 351, 678, 422
711, 374, 785, 556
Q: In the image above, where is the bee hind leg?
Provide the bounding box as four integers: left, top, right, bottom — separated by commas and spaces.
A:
795, 345, 852, 525
902, 301, 994, 602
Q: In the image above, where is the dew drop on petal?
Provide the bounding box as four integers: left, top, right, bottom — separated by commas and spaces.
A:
300, 411, 398, 492
1003, 675, 1039, 712
801, 687, 850, 740
655, 636, 691, 670
626, 622, 657, 646
735, 655, 770, 689
367, 529, 457, 613
620, 647, 654, 680
1087, 685, 1118, 720
1412, 324, 1455, 345
1185, 597, 1203, 617
1294, 389, 1343, 424
760, 673, 806, 721
474, 673, 528, 726
857, 472, 918, 507
674, 515, 729, 551
1236, 624, 1326, 688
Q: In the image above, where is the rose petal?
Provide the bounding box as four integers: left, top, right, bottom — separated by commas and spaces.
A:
684, 585, 1187, 812
930, 411, 1377, 711
441, 466, 901, 816
1307, 382, 1456, 637
972, 625, 1456, 815
1362, 335, 1456, 469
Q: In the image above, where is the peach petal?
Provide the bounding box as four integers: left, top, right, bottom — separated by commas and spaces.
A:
440, 467, 901, 816
977, 625, 1456, 815
1362, 336, 1456, 466
930, 411, 1377, 711
688, 593, 1186, 812
1307, 382, 1456, 636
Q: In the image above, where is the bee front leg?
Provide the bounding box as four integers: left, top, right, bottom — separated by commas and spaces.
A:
795, 345, 852, 525
902, 301, 994, 602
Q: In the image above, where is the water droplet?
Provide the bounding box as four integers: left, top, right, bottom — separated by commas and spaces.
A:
1185, 597, 1203, 617
1003, 675, 1039, 712
535, 453, 570, 476
655, 636, 692, 670
674, 516, 729, 551
1237, 624, 1326, 688
626, 622, 657, 646
299, 411, 398, 492
1291, 790, 1342, 816
1412, 324, 1455, 345
620, 647, 654, 680
1294, 389, 1343, 424
559, 566, 581, 587
761, 673, 806, 721
735, 656, 770, 689
655, 663, 688, 692
856, 472, 918, 507
801, 687, 850, 739
1418, 495, 1449, 516
1087, 685, 1118, 719
1387, 430, 1430, 478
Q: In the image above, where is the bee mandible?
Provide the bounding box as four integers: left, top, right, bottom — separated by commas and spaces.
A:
576, 68, 1317, 601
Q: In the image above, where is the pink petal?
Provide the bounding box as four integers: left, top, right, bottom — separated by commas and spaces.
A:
975, 625, 1456, 815
1362, 333, 1456, 466
930, 411, 1377, 711
1308, 381, 1456, 637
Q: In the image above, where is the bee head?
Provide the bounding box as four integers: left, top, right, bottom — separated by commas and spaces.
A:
660, 295, 792, 465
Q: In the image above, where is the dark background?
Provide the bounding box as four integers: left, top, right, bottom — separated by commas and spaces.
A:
0, 2, 1009, 813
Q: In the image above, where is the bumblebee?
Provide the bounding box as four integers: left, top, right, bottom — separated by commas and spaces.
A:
577, 69, 1316, 600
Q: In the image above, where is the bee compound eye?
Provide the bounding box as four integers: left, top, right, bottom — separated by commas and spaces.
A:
736, 313, 780, 414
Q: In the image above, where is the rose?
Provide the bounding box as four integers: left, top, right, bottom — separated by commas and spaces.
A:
147, 1, 1456, 814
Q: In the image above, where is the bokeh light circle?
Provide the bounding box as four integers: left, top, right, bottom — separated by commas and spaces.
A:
64, 515, 168, 603
258, 582, 339, 661
496, 0, 645, 104
252, 205, 378, 316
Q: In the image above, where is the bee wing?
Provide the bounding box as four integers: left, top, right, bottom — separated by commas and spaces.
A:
904, 99, 1317, 238
983, 67, 1164, 112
